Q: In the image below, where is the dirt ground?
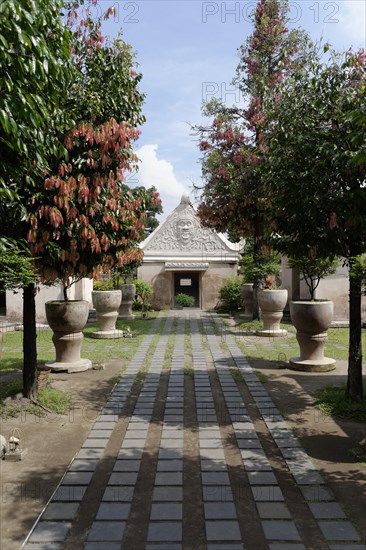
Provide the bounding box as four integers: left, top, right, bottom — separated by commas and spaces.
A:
0, 350, 365, 549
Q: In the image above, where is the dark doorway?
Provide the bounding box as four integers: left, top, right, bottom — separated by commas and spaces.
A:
174, 272, 200, 307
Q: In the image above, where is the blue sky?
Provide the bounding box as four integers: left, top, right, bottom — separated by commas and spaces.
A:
100, 0, 365, 219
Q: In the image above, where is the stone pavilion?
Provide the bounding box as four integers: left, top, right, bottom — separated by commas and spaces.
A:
138, 193, 242, 310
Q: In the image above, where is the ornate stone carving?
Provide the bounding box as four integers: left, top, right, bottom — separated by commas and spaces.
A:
144, 197, 228, 253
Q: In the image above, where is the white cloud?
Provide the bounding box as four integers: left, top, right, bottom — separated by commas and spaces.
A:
134, 144, 189, 218
339, 1, 366, 47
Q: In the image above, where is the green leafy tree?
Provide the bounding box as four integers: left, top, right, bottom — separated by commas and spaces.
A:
287, 256, 338, 300
0, 0, 73, 199
0, 0, 75, 398
265, 47, 366, 400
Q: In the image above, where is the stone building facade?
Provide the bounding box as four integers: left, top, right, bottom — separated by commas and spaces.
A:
138, 194, 242, 310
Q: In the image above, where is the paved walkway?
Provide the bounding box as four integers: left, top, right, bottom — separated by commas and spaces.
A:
22, 311, 365, 550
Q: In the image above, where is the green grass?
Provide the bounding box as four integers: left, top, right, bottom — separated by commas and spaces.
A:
314, 384, 366, 422
0, 313, 165, 376
254, 370, 267, 383
1, 384, 72, 418
37, 386, 71, 414
231, 319, 363, 364
230, 368, 244, 382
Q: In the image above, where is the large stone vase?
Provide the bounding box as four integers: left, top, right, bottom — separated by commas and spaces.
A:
45, 300, 91, 373
118, 284, 136, 320
90, 290, 123, 339
289, 300, 336, 372
240, 283, 254, 318
257, 289, 288, 337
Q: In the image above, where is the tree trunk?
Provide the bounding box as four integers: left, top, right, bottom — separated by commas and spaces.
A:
23, 283, 38, 399
346, 256, 363, 401
252, 211, 263, 320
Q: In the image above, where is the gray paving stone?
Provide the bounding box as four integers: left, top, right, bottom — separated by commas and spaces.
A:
147, 521, 182, 541
204, 502, 237, 519
262, 521, 301, 541
84, 544, 121, 550
23, 545, 63, 550
199, 439, 223, 449
61, 472, 94, 485
155, 472, 183, 485
150, 503, 183, 520
52, 485, 87, 502
160, 430, 184, 439
206, 542, 244, 549
292, 471, 325, 485
256, 502, 292, 519
200, 449, 226, 460
152, 486, 183, 501
124, 430, 148, 439
274, 438, 300, 449
318, 521, 361, 541
68, 459, 98, 472
109, 472, 138, 485
201, 459, 228, 472
243, 458, 272, 471
300, 485, 335, 502
41, 502, 79, 520
202, 485, 234, 501
113, 459, 141, 472
121, 438, 146, 449
308, 502, 346, 519
28, 522, 71, 543
252, 486, 284, 502
237, 439, 262, 449
93, 422, 117, 430
75, 448, 104, 460
329, 546, 366, 550
102, 486, 134, 502
87, 521, 125, 541
88, 430, 113, 439
117, 449, 144, 459
247, 471, 277, 485
199, 429, 222, 439
96, 502, 131, 520
268, 545, 305, 550
205, 520, 242, 541
202, 472, 231, 485
82, 438, 109, 448
160, 439, 184, 449
146, 543, 183, 550
157, 460, 183, 472
159, 449, 184, 459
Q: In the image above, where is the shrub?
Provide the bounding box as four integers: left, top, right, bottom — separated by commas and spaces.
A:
218, 276, 242, 311
134, 279, 153, 311
175, 293, 195, 307
93, 279, 114, 291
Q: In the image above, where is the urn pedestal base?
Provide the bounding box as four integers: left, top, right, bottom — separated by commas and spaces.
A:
90, 329, 123, 339
289, 357, 336, 372
45, 358, 92, 373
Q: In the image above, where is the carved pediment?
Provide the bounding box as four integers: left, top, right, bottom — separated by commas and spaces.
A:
142, 194, 232, 256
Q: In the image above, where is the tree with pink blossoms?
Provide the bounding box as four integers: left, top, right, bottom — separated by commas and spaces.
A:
195, 0, 310, 318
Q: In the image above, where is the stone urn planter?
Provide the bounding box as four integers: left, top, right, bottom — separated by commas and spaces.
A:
90, 290, 123, 339
118, 283, 136, 320
257, 289, 288, 337
240, 283, 254, 317
289, 300, 336, 372
45, 300, 92, 373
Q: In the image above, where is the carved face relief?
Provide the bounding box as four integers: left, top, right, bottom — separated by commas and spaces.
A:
175, 218, 195, 243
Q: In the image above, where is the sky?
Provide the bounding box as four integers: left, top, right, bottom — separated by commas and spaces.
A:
98, 0, 366, 219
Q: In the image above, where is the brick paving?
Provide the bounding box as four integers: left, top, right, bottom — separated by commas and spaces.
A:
22, 310, 365, 550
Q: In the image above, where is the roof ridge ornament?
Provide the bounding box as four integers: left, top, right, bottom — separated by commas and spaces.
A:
180, 192, 190, 205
